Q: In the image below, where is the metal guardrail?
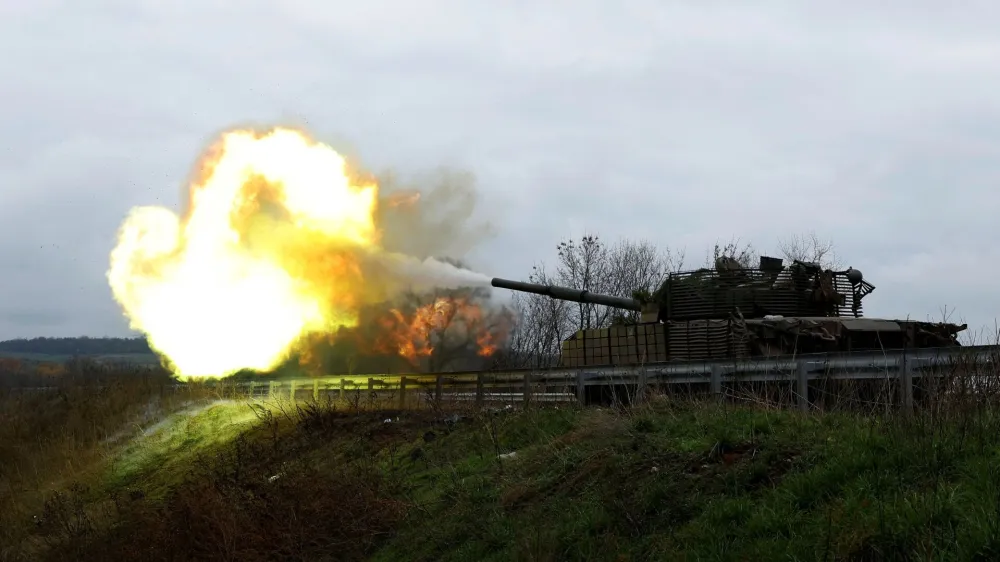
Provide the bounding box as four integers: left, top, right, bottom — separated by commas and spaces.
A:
209, 344, 1000, 411
7, 345, 999, 411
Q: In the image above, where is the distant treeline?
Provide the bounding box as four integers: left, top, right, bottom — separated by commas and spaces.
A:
0, 337, 153, 356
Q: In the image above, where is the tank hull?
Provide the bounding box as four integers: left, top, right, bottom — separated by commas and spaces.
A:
559, 317, 966, 368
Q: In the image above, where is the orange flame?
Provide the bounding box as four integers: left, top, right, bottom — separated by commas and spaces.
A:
374, 296, 501, 364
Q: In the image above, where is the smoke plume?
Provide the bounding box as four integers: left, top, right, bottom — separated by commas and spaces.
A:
375, 168, 497, 263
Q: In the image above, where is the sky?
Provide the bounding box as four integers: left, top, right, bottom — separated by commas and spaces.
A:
2, 1, 1000, 341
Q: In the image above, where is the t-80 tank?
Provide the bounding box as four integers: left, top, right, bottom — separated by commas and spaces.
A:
492, 256, 967, 367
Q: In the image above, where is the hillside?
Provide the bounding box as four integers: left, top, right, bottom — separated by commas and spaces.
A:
0, 337, 160, 373
0, 337, 153, 356
4, 376, 1000, 561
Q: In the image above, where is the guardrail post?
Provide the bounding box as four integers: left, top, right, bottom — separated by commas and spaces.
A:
523, 372, 532, 405
248, 381, 255, 399
638, 367, 648, 401
269, 381, 276, 398
313, 379, 319, 401
475, 372, 484, 406
435, 375, 444, 403
576, 371, 586, 405
710, 365, 722, 399
289, 381, 296, 405
796, 361, 809, 413
398, 376, 407, 409
339, 379, 345, 401
900, 353, 913, 414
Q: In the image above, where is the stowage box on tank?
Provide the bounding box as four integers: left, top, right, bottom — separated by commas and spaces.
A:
492, 256, 966, 367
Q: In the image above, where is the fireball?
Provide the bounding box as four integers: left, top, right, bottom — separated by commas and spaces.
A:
108, 127, 499, 379
108, 128, 383, 378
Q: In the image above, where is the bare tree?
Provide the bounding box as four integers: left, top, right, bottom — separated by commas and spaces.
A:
604, 238, 684, 324
555, 235, 612, 332
705, 237, 758, 269
553, 235, 685, 331
497, 263, 570, 369
500, 234, 682, 368
777, 231, 840, 269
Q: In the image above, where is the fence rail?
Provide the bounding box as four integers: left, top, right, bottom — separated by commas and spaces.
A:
195, 345, 1000, 411
8, 345, 1000, 411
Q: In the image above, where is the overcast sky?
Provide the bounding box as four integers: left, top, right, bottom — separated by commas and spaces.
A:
3, 1, 1000, 341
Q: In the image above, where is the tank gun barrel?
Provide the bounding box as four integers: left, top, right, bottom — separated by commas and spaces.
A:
491, 277, 642, 311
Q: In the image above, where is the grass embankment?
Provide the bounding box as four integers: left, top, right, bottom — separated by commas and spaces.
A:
0, 371, 216, 559
6, 377, 1000, 561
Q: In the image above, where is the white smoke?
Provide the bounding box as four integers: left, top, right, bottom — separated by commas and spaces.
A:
374, 252, 492, 295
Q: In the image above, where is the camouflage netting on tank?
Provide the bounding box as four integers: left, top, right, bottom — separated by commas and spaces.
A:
558, 315, 967, 367
652, 263, 862, 321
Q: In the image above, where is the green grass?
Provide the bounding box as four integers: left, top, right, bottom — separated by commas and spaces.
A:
12, 385, 1000, 561
357, 400, 1000, 561
103, 400, 259, 500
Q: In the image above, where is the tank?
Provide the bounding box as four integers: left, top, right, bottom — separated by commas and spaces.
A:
492, 256, 967, 367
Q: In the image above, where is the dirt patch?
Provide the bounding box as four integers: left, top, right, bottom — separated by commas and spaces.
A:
685, 442, 752, 474
763, 449, 801, 485
548, 412, 626, 449
500, 481, 536, 509
683, 442, 802, 491
291, 407, 454, 442
711, 442, 760, 465
502, 449, 615, 512
625, 452, 691, 479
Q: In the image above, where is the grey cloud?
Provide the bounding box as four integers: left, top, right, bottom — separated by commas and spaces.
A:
1, 309, 67, 329
3, 1, 1000, 340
